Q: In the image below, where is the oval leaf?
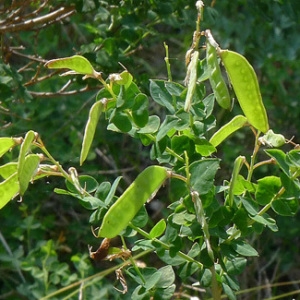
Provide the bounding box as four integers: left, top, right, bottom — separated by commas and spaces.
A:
66, 175, 98, 194
132, 93, 149, 128
150, 219, 166, 239
231, 240, 258, 257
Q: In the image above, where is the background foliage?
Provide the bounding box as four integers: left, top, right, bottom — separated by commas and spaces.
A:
1, 0, 300, 299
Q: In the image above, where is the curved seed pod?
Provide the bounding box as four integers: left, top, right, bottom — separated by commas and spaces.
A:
0, 173, 19, 209
184, 50, 199, 112
227, 155, 246, 207
80, 100, 105, 166
0, 138, 18, 158
220, 50, 269, 133
206, 31, 231, 110
45, 55, 95, 76
209, 115, 248, 147
98, 166, 169, 238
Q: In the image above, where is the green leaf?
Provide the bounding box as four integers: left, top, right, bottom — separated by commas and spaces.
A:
158, 250, 186, 266
250, 213, 278, 232
79, 196, 106, 210
19, 154, 40, 196
156, 265, 175, 288
129, 267, 157, 286
222, 282, 237, 300
149, 80, 175, 114
132, 285, 148, 300
131, 206, 149, 228
199, 268, 212, 287
286, 149, 300, 168
156, 115, 178, 141
171, 135, 194, 156
178, 261, 199, 280
0, 137, 17, 158
150, 136, 169, 161
0, 173, 19, 209
132, 93, 149, 128
224, 273, 240, 291
95, 181, 111, 201
114, 70, 133, 88
132, 240, 155, 251
280, 172, 300, 198
255, 176, 281, 205
187, 242, 201, 258
80, 100, 104, 165
115, 81, 140, 109
195, 138, 216, 156
150, 219, 166, 238
241, 197, 259, 216
190, 159, 220, 195
104, 176, 122, 205
45, 55, 95, 75
271, 198, 298, 216
265, 149, 290, 177
232, 208, 251, 235
153, 285, 176, 300
231, 240, 258, 257
66, 175, 98, 194
203, 93, 215, 117
144, 272, 161, 291
110, 109, 132, 133
165, 81, 185, 97
209, 115, 248, 147
225, 257, 247, 275
137, 115, 160, 134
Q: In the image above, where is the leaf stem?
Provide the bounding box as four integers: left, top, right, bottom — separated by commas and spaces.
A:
129, 223, 203, 269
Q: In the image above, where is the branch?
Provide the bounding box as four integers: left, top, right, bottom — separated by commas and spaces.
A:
0, 6, 76, 33
29, 86, 93, 98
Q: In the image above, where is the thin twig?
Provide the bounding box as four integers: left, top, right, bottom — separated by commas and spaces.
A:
0, 6, 76, 33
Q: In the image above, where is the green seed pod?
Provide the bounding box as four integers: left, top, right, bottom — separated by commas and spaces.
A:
45, 55, 95, 76
98, 166, 169, 238
184, 50, 199, 112
206, 31, 231, 110
220, 50, 269, 133
209, 115, 248, 147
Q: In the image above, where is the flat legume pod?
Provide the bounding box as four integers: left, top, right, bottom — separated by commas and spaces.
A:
220, 50, 269, 133
209, 115, 248, 147
98, 165, 169, 238
206, 41, 231, 110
